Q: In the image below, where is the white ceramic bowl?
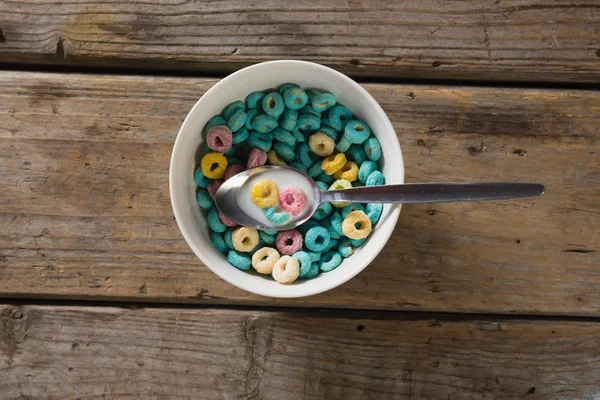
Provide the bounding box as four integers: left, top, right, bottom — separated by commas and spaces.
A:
170, 60, 404, 298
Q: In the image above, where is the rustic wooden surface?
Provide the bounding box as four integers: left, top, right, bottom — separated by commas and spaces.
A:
1, 71, 598, 314
1, 304, 599, 399
1, 0, 600, 83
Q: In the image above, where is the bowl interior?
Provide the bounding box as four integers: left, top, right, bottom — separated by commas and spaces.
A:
170, 60, 404, 298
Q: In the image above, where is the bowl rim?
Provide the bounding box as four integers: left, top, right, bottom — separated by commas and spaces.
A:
169, 60, 404, 298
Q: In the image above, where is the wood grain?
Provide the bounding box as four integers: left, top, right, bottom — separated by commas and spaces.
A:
0, 71, 599, 314
1, 0, 600, 83
1, 304, 599, 399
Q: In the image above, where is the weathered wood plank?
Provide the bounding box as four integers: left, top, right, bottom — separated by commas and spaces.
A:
1, 0, 600, 83
0, 71, 598, 314
1, 304, 599, 399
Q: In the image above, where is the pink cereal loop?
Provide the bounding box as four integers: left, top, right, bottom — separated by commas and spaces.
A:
207, 180, 222, 200
275, 229, 303, 255
247, 149, 267, 169
206, 125, 233, 153
224, 164, 245, 181
218, 211, 238, 227
278, 187, 306, 216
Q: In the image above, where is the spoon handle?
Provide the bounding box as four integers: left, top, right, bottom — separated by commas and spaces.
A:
320, 182, 545, 204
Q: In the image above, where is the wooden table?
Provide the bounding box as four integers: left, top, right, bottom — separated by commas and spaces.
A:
1, 1, 599, 398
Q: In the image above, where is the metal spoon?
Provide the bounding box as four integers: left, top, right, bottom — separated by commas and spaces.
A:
215, 166, 545, 231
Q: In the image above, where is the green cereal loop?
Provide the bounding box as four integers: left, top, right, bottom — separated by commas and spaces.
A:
349, 237, 367, 247
210, 232, 228, 253
222, 101, 245, 121
273, 142, 296, 163
366, 203, 383, 224
341, 203, 365, 219
283, 87, 309, 110
297, 113, 321, 133
227, 109, 248, 132
358, 161, 378, 184
298, 220, 320, 236
348, 144, 367, 166
258, 230, 276, 245
262, 92, 285, 119
251, 114, 278, 133
301, 262, 320, 279
338, 239, 353, 258
328, 105, 353, 131
227, 250, 252, 271
323, 238, 339, 253
330, 213, 345, 236
335, 135, 352, 152
279, 108, 298, 131
245, 91, 265, 109
194, 167, 212, 188
364, 136, 382, 161
204, 115, 227, 135
207, 208, 227, 233
328, 179, 352, 207
315, 181, 329, 191
273, 128, 296, 147
366, 170, 385, 186
247, 132, 273, 152
289, 161, 308, 174
293, 251, 313, 278
307, 251, 321, 262
318, 126, 339, 142
305, 226, 331, 252
196, 189, 214, 210
298, 143, 317, 167
319, 251, 342, 272
317, 173, 334, 185
279, 83, 299, 95
344, 120, 371, 144
311, 202, 332, 220
291, 127, 306, 142
311, 92, 336, 112
245, 109, 260, 130
224, 228, 235, 250
299, 104, 321, 117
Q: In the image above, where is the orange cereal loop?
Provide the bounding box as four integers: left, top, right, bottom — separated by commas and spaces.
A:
321, 153, 347, 175
250, 179, 279, 208
232, 227, 259, 252
342, 210, 372, 240
267, 150, 287, 166
308, 133, 335, 157
333, 161, 359, 182
201, 152, 228, 179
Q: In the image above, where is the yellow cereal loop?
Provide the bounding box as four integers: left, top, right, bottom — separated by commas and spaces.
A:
232, 226, 259, 252
251, 247, 280, 274
267, 150, 287, 166
342, 210, 372, 240
272, 255, 300, 284
308, 133, 335, 157
333, 161, 358, 182
200, 152, 228, 179
321, 153, 347, 175
250, 179, 279, 208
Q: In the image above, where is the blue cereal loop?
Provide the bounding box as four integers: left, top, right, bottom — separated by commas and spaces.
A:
298, 220, 320, 236
317, 173, 335, 185
227, 250, 251, 270
338, 239, 353, 258
297, 113, 321, 133
305, 89, 320, 101
245, 91, 265, 109
204, 115, 227, 135
319, 251, 342, 272
251, 114, 278, 133
329, 213, 345, 236
194, 167, 211, 188
279, 83, 299, 95
315, 181, 329, 191
262, 92, 285, 119
335, 135, 352, 152
222, 101, 245, 121
224, 228, 235, 250
273, 128, 296, 147
245, 109, 260, 130
207, 208, 227, 233
307, 251, 322, 262
279, 109, 298, 131
298, 143, 317, 167
344, 120, 371, 144
328, 105, 353, 131
283, 87, 309, 111
341, 203, 365, 219
299, 104, 321, 117
318, 126, 338, 142
202, 141, 210, 154
308, 162, 324, 179
301, 262, 320, 279
264, 207, 290, 225
232, 126, 250, 144
311, 92, 336, 112
293, 251, 313, 278
358, 160, 378, 184
247, 132, 273, 152
323, 238, 339, 253
210, 232, 228, 253
226, 157, 241, 166
196, 189, 214, 210
258, 230, 276, 245
305, 226, 331, 252
311, 202, 332, 220
289, 161, 308, 174
349, 237, 367, 247
320, 217, 340, 239
291, 127, 306, 142
366, 203, 383, 224
366, 170, 385, 186
227, 109, 248, 132
273, 142, 296, 163
349, 144, 367, 166
364, 136, 382, 161
263, 228, 278, 235
224, 146, 236, 157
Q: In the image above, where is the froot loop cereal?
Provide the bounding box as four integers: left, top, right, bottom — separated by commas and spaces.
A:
194, 83, 386, 284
